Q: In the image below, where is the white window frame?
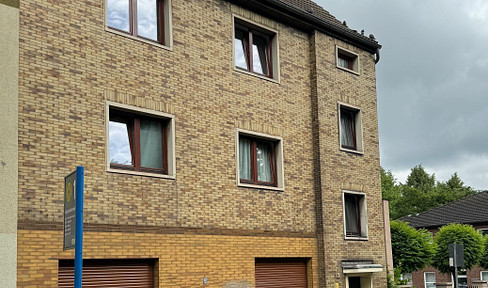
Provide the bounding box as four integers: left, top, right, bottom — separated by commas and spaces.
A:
480, 271, 488, 281
342, 190, 368, 240
400, 273, 413, 286
232, 15, 280, 83
336, 45, 360, 75
424, 272, 436, 288
235, 129, 284, 191
338, 102, 364, 154
104, 0, 173, 50
345, 274, 373, 288
105, 101, 176, 179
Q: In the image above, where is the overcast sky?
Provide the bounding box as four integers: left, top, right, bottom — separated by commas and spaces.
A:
316, 0, 488, 190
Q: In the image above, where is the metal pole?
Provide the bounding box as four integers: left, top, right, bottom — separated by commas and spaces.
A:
75, 166, 84, 288
453, 243, 458, 288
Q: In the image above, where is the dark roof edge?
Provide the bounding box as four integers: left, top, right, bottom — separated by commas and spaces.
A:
228, 0, 382, 53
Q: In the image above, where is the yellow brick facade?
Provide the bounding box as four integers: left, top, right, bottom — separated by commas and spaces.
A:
18, 230, 318, 287
17, 0, 387, 286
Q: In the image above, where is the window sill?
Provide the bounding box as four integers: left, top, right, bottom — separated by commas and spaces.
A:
238, 182, 284, 192
105, 27, 173, 51
340, 147, 364, 155
233, 67, 280, 84
107, 167, 176, 179
336, 65, 360, 76
344, 236, 368, 241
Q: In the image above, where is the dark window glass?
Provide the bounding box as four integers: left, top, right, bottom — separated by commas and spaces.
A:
340, 108, 357, 150
349, 277, 361, 288
344, 194, 361, 236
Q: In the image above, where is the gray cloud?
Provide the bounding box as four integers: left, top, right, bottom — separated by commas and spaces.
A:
317, 0, 488, 189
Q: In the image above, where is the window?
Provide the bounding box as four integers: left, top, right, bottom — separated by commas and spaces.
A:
336, 46, 359, 74
400, 273, 413, 286
107, 102, 175, 178
457, 269, 467, 288
481, 271, 488, 281
478, 228, 488, 236
424, 272, 436, 288
236, 130, 284, 190
339, 103, 363, 153
343, 191, 368, 239
106, 0, 171, 46
234, 17, 278, 79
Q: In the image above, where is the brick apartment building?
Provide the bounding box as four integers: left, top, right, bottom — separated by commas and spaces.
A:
0, 0, 387, 287
400, 192, 488, 288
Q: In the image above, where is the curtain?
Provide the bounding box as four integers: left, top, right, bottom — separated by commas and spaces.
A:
256, 142, 272, 182
239, 138, 252, 180
345, 196, 359, 234
341, 112, 355, 148
252, 34, 268, 75
338, 57, 351, 69
140, 119, 163, 169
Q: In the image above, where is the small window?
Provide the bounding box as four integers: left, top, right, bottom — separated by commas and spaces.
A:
424, 272, 436, 288
236, 130, 284, 190
107, 102, 175, 178
457, 269, 467, 288
400, 273, 413, 286
481, 271, 488, 281
343, 191, 368, 239
234, 18, 277, 79
339, 103, 363, 154
478, 228, 488, 236
106, 0, 170, 46
336, 46, 359, 74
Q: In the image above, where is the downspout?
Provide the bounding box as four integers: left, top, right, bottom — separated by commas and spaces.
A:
375, 48, 380, 64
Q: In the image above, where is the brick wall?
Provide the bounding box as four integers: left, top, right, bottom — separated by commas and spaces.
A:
18, 229, 318, 287
17, 0, 386, 286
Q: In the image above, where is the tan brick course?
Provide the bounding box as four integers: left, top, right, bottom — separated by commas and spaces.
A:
18, 230, 318, 287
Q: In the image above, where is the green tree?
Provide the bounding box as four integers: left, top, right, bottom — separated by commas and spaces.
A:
432, 224, 484, 273
383, 166, 478, 220
406, 165, 436, 192
390, 220, 434, 274
479, 235, 488, 269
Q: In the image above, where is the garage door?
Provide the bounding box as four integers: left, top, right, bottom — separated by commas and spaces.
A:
58, 259, 155, 288
255, 258, 308, 288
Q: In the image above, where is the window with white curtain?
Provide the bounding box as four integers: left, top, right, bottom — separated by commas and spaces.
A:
343, 191, 368, 239
107, 102, 175, 178
339, 103, 363, 154
236, 130, 284, 190
336, 46, 359, 74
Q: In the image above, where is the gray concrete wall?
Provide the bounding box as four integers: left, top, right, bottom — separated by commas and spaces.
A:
0, 0, 19, 287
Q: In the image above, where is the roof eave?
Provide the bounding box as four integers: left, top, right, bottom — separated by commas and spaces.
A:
227, 0, 381, 53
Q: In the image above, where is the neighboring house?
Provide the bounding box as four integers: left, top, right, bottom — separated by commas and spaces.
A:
400, 191, 488, 288
0, 0, 388, 287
